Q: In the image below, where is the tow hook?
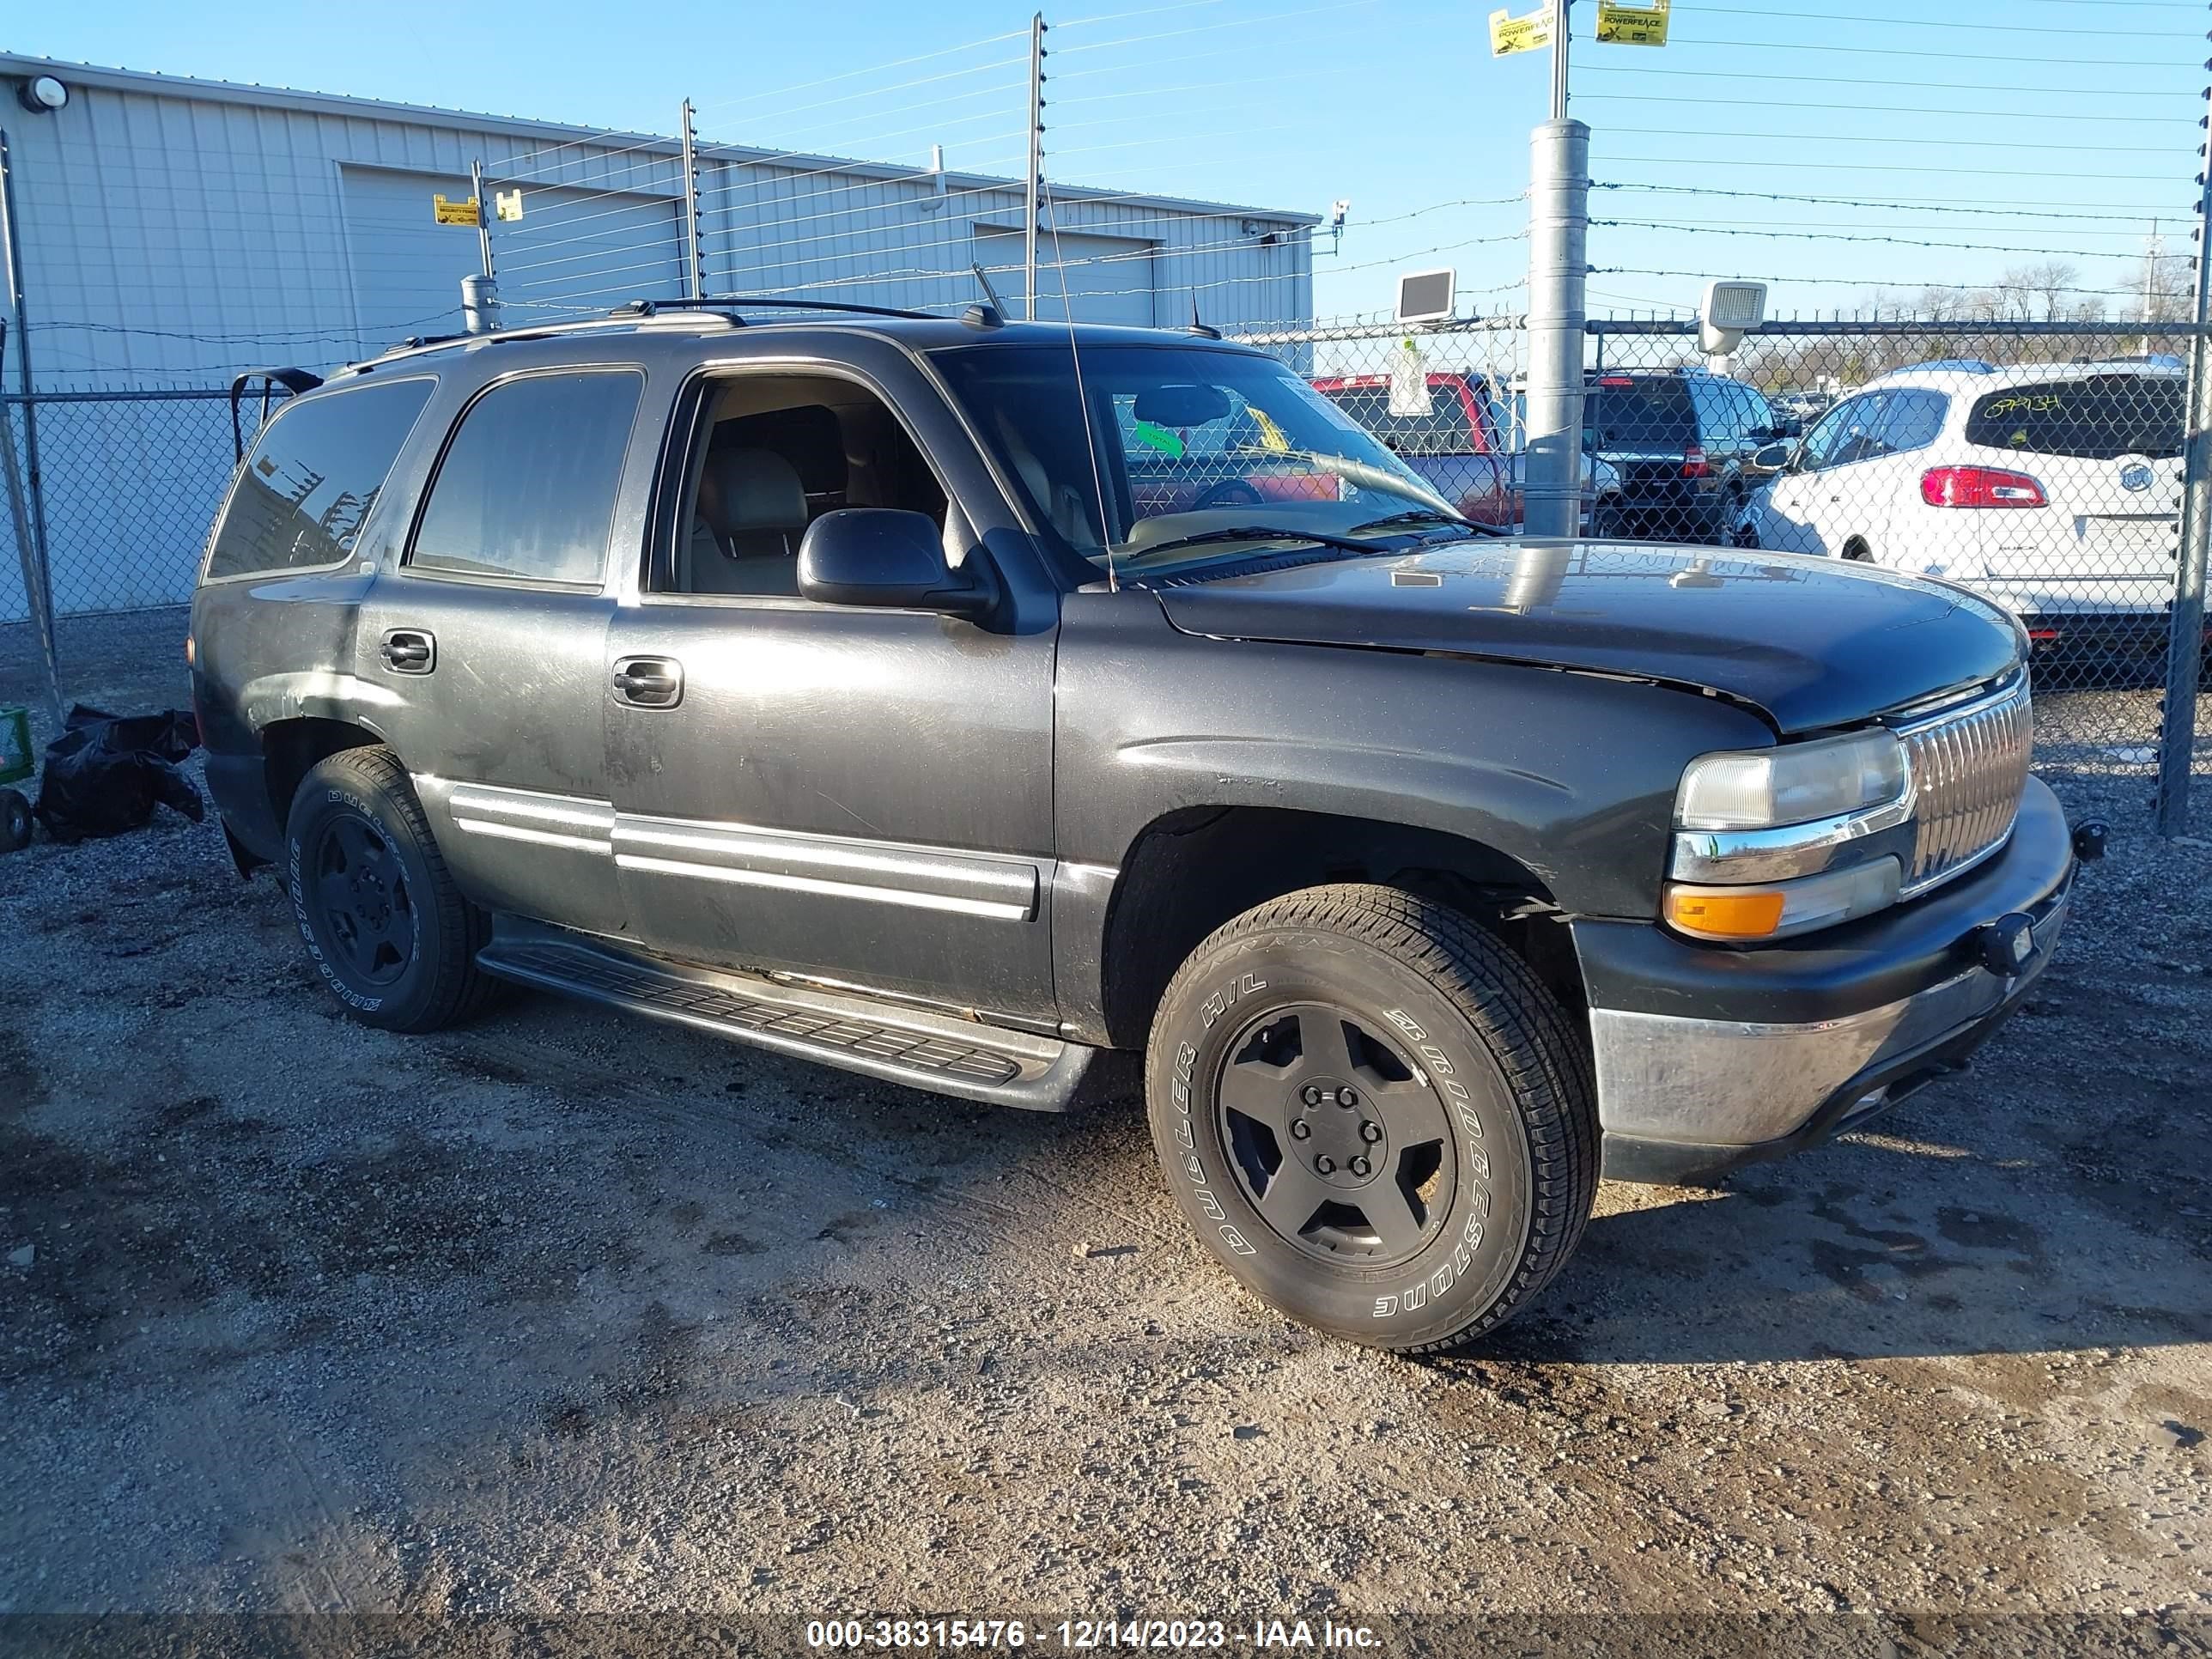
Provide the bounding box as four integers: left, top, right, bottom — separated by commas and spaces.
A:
1975, 913, 2039, 978
2071, 820, 2108, 862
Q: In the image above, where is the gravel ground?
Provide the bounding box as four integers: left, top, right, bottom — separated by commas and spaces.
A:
0, 611, 2208, 1647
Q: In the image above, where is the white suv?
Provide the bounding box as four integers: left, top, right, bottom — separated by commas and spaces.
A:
1741, 359, 2181, 655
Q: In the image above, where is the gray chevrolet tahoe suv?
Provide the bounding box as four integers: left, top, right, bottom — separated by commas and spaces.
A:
191, 299, 2081, 1353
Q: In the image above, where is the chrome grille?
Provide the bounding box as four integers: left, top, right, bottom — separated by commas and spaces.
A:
1896, 676, 2034, 896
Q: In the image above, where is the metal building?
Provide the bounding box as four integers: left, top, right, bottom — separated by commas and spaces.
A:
0, 53, 1316, 618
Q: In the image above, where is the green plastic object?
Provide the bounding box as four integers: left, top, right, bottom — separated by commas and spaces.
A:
0, 704, 31, 787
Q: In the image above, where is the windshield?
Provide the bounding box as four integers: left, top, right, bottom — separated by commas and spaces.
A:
932, 343, 1459, 573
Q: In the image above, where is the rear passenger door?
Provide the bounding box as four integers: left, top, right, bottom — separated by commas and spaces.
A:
352, 366, 647, 936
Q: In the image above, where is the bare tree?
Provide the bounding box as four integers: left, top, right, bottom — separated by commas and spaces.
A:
1995, 261, 2081, 323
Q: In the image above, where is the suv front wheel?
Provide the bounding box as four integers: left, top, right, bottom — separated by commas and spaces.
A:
284, 746, 499, 1032
1146, 884, 1597, 1352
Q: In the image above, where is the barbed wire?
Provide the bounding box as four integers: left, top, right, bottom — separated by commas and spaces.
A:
1577, 61, 2201, 96
1691, 3, 2203, 34
1595, 183, 2193, 224
1595, 218, 2157, 262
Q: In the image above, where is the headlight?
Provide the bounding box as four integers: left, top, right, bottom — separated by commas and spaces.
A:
1676, 729, 1907, 830
1666, 729, 1914, 943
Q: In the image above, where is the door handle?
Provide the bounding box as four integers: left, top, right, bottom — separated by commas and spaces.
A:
378, 629, 435, 674
612, 656, 684, 708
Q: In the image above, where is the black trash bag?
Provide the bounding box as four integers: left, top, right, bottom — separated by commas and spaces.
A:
31, 704, 204, 843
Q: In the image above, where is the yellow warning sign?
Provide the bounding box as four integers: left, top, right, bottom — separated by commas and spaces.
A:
1595, 0, 1669, 46
1488, 7, 1551, 55
432, 193, 480, 227
495, 189, 525, 223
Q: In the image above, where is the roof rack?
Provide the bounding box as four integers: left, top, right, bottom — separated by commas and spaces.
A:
610, 295, 937, 323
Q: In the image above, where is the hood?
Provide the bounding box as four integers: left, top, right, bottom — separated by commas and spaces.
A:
1149, 540, 2024, 735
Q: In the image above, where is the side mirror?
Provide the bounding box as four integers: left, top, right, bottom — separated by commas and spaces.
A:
1753, 441, 1792, 471
797, 508, 990, 617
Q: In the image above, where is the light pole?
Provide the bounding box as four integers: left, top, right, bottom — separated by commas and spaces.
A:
1522, 0, 1589, 538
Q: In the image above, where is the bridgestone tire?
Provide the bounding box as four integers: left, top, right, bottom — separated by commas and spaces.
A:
1146, 884, 1597, 1353
284, 746, 498, 1033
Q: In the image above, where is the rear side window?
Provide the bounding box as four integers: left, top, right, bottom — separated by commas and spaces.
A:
1589, 376, 1695, 449
1735, 382, 1778, 436
1687, 378, 1735, 441
1965, 375, 2184, 460
204, 379, 435, 580
410, 369, 645, 584
1875, 388, 1948, 454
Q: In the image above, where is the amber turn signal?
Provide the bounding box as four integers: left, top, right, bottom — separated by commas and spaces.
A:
1664, 886, 1786, 940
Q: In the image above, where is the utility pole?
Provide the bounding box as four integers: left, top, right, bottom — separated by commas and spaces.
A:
679, 99, 705, 300
1522, 0, 1589, 538
1025, 12, 1046, 321
460, 158, 500, 334
471, 158, 495, 279
2142, 217, 2161, 356
2154, 83, 2212, 835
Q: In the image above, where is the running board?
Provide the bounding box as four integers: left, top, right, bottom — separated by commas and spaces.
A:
475, 921, 1122, 1113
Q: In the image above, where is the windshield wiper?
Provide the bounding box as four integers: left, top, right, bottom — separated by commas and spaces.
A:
1121, 525, 1384, 564
1232, 445, 1458, 517
1348, 508, 1497, 538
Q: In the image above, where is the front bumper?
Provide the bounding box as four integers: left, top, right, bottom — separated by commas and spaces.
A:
1576, 775, 2076, 1184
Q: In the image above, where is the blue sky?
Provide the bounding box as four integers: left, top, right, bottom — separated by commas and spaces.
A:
9, 0, 2207, 320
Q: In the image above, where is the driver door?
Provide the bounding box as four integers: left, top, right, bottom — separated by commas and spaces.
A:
601, 355, 1062, 1025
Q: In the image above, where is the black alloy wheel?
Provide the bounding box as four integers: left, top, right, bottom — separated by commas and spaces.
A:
307, 811, 416, 988
1146, 884, 1598, 1353
1213, 1001, 1455, 1268
284, 745, 499, 1031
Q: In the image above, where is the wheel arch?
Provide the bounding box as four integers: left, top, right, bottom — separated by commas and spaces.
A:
1092, 804, 1586, 1053
261, 715, 386, 834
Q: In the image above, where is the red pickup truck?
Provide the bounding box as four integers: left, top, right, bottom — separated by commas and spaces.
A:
1314, 370, 1616, 532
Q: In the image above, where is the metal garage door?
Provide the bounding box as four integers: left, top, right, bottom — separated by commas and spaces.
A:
974, 226, 1158, 327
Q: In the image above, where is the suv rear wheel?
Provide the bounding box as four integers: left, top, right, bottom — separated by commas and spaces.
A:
1146, 884, 1597, 1352
284, 746, 498, 1032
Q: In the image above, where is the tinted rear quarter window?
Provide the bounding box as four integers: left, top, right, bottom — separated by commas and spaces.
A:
1965, 375, 2183, 460
410, 369, 646, 584
204, 379, 435, 580
1877, 388, 1948, 453
1589, 377, 1696, 449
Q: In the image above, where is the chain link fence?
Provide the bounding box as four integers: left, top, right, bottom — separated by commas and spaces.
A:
3, 319, 2208, 827
2, 390, 234, 623
1233, 315, 2212, 824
